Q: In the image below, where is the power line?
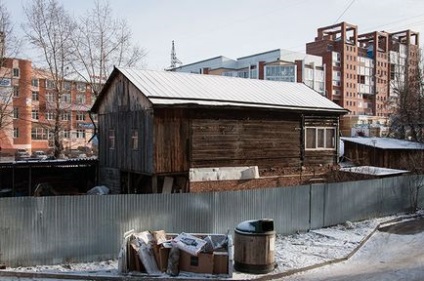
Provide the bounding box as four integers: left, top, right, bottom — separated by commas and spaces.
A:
335, 0, 356, 23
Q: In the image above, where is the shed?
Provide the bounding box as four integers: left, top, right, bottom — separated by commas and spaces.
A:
342, 137, 424, 170
91, 68, 348, 193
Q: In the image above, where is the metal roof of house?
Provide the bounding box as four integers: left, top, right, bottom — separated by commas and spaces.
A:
342, 137, 424, 150
340, 166, 409, 176
100, 67, 347, 113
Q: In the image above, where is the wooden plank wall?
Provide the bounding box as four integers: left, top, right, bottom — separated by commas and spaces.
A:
190, 118, 302, 169
97, 74, 154, 174
154, 108, 190, 174
98, 111, 154, 174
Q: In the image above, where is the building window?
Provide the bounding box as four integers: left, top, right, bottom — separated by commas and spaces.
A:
12, 68, 19, 77
31, 127, 47, 140
32, 91, 39, 101
131, 129, 138, 150
13, 107, 19, 119
60, 130, 70, 139
46, 92, 55, 103
76, 129, 85, 139
32, 109, 39, 120
46, 80, 55, 89
76, 93, 86, 104
61, 112, 71, 121
62, 81, 71, 91
13, 128, 19, 138
265, 65, 296, 82
305, 127, 336, 150
77, 83, 86, 92
31, 79, 39, 87
13, 86, 19, 97
76, 112, 85, 121
46, 111, 55, 120
60, 92, 71, 103
109, 129, 115, 149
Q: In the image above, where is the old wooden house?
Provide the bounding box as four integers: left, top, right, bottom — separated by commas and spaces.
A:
91, 68, 348, 193
342, 137, 424, 170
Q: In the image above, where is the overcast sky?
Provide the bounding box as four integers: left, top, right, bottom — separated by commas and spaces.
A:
6, 0, 424, 70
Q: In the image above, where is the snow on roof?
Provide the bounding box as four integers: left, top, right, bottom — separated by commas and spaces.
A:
342, 137, 424, 150
114, 67, 347, 113
340, 166, 409, 176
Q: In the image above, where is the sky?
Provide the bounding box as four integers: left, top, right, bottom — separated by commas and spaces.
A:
5, 0, 424, 71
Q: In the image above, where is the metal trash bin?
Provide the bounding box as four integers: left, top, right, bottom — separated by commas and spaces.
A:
234, 218, 276, 274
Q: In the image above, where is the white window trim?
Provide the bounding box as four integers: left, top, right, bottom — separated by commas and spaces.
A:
305, 127, 336, 151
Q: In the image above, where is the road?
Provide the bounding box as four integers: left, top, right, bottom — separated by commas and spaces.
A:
279, 219, 424, 281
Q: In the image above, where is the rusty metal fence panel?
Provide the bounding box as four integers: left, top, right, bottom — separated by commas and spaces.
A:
0, 175, 422, 267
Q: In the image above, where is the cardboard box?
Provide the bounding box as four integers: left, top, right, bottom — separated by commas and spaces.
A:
129, 243, 144, 272
213, 251, 229, 275
179, 251, 214, 274
153, 244, 171, 272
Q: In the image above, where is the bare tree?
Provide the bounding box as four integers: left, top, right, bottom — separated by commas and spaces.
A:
389, 52, 424, 143
71, 0, 146, 96
23, 0, 76, 157
0, 0, 21, 145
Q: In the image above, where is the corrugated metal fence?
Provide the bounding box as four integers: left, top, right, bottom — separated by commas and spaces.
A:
0, 175, 423, 267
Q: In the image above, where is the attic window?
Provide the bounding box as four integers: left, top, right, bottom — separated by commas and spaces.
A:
305, 127, 336, 150
131, 129, 138, 150
109, 129, 115, 149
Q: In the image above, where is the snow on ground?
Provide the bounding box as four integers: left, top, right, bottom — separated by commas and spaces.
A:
3, 213, 417, 280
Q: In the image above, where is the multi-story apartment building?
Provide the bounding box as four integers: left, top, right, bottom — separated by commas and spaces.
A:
0, 57, 96, 156
173, 49, 326, 95
306, 22, 420, 118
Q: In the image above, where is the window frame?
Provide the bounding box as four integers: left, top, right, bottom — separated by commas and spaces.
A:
305, 127, 336, 150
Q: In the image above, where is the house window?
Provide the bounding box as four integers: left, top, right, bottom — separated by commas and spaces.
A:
61, 112, 71, 121
131, 129, 138, 150
13, 86, 19, 97
305, 127, 336, 150
46, 112, 55, 120
76, 112, 85, 121
13, 128, 19, 138
31, 79, 39, 87
32, 91, 39, 101
76, 129, 85, 139
12, 68, 19, 77
13, 107, 19, 119
31, 127, 47, 140
109, 129, 115, 149
46, 91, 55, 103
32, 109, 39, 120
76, 93, 86, 104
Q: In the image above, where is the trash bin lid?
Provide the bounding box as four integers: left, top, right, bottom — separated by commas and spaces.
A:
235, 219, 274, 234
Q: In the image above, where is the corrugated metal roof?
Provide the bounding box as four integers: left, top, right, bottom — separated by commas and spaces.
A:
340, 166, 409, 176
342, 137, 424, 150
118, 67, 347, 113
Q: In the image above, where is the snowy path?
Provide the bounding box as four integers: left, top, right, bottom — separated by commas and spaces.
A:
280, 219, 424, 281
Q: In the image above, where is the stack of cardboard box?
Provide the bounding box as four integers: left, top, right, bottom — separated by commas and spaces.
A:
121, 230, 232, 277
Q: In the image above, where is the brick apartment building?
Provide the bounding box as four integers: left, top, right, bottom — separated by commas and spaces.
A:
0, 57, 97, 156
306, 21, 420, 118
173, 49, 326, 95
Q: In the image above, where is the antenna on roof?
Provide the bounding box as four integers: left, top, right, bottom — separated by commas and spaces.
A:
168, 40, 182, 71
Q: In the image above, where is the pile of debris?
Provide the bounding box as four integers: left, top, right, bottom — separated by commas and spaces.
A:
118, 229, 233, 277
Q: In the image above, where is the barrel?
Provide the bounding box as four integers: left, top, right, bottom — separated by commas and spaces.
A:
233, 219, 276, 274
